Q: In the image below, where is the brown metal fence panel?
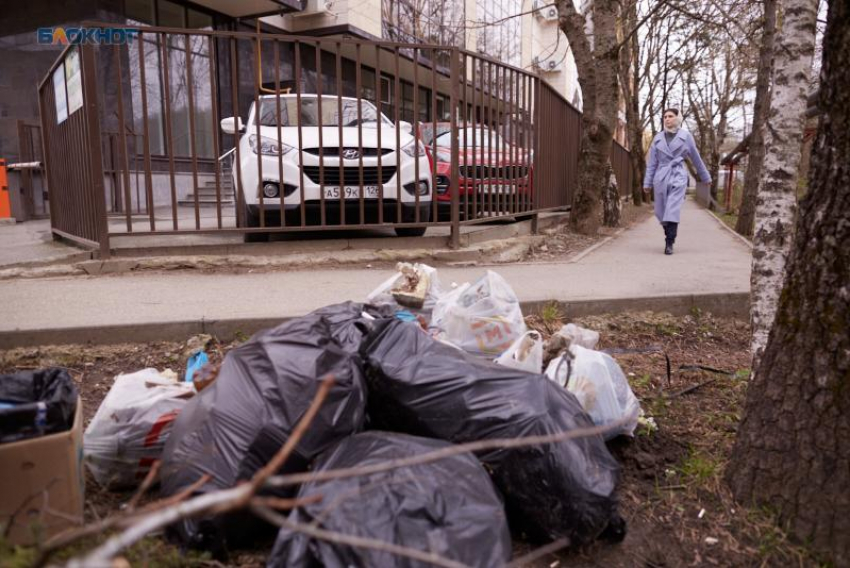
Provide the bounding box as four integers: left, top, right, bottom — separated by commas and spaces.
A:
38, 43, 109, 256
535, 81, 580, 210
37, 23, 631, 243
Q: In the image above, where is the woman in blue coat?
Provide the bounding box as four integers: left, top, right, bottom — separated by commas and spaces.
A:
643, 108, 711, 254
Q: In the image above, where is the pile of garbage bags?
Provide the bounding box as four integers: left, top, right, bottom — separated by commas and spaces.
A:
81, 265, 643, 565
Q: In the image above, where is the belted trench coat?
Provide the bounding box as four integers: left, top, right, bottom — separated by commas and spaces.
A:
644, 129, 711, 223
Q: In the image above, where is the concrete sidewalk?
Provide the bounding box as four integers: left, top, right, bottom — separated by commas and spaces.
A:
0, 199, 753, 348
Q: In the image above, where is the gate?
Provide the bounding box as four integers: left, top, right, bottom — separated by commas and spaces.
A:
37, 43, 109, 256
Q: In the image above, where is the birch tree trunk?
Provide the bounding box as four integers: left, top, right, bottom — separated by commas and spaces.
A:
735, 0, 777, 238
749, 0, 818, 368
558, 0, 620, 235
727, 1, 849, 562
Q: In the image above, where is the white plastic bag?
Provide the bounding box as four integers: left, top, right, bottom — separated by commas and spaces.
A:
544, 345, 640, 439
84, 368, 195, 489
494, 331, 544, 373
366, 262, 444, 313
556, 323, 600, 349
431, 271, 527, 355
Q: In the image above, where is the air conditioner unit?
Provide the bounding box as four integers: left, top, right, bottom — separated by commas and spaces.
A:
532, 0, 559, 21
292, 0, 328, 17
532, 55, 561, 73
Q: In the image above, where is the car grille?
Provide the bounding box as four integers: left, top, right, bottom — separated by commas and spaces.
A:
459, 165, 529, 180
303, 147, 393, 157
302, 166, 397, 185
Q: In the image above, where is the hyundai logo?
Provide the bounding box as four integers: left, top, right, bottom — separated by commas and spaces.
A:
342, 148, 360, 160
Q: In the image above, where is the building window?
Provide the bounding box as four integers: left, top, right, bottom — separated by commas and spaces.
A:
124, 0, 220, 159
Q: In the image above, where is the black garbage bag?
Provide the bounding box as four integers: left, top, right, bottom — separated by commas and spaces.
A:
0, 368, 78, 444
161, 302, 391, 553
361, 319, 624, 545
268, 431, 512, 568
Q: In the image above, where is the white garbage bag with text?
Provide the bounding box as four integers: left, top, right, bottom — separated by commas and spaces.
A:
84, 368, 195, 489
432, 271, 527, 355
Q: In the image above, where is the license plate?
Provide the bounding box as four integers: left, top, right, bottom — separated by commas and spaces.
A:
324, 185, 379, 199
482, 184, 516, 195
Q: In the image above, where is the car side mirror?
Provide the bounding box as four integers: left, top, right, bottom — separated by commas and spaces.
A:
397, 120, 413, 134
220, 117, 244, 135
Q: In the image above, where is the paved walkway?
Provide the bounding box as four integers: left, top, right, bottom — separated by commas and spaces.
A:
0, 200, 753, 347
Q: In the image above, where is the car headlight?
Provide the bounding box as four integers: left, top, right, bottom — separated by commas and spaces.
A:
401, 140, 426, 157
249, 135, 294, 156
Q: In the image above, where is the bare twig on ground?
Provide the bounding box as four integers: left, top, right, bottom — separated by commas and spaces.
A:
252, 504, 470, 568
126, 460, 161, 512
267, 418, 626, 490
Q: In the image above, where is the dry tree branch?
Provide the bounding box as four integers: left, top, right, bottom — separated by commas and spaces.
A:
252, 504, 470, 568
267, 417, 626, 490
126, 460, 161, 512
61, 376, 336, 568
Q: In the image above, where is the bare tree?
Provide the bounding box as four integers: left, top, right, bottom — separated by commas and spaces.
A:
734, 0, 777, 237
748, 0, 819, 367
684, 38, 752, 207
726, 1, 849, 562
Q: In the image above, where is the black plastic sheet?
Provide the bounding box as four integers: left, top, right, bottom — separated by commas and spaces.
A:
362, 319, 624, 545
0, 368, 78, 444
268, 431, 512, 568
160, 302, 389, 552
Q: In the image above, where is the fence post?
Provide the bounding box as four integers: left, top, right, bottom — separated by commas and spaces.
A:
531, 76, 540, 233
80, 42, 110, 259
449, 48, 461, 249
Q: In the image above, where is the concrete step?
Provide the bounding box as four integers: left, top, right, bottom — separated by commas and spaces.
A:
177, 197, 235, 207
202, 181, 233, 189
192, 187, 234, 197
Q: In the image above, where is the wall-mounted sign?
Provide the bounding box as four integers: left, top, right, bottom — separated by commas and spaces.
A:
52, 64, 67, 124
65, 47, 83, 116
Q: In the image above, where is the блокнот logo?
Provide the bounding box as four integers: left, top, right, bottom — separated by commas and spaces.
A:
37, 28, 139, 45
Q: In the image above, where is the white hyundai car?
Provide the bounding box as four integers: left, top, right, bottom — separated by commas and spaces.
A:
221, 94, 433, 241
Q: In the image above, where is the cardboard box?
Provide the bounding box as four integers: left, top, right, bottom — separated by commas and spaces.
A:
0, 398, 84, 545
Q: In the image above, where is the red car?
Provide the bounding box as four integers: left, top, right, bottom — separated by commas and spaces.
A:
418, 122, 533, 220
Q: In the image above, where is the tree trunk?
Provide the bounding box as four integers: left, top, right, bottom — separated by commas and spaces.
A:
735, 0, 777, 237
558, 0, 620, 235
749, 0, 818, 367
602, 161, 621, 227
726, 1, 850, 562
621, 0, 643, 206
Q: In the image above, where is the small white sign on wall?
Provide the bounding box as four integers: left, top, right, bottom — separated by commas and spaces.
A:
52, 63, 67, 124
65, 47, 83, 116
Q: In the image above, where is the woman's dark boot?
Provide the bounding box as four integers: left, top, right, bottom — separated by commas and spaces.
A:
663, 222, 678, 254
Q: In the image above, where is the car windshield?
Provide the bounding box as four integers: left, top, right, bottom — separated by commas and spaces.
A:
255, 96, 391, 127
436, 128, 504, 148
419, 124, 451, 145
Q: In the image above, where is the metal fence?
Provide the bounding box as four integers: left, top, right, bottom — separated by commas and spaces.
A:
38, 25, 631, 255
